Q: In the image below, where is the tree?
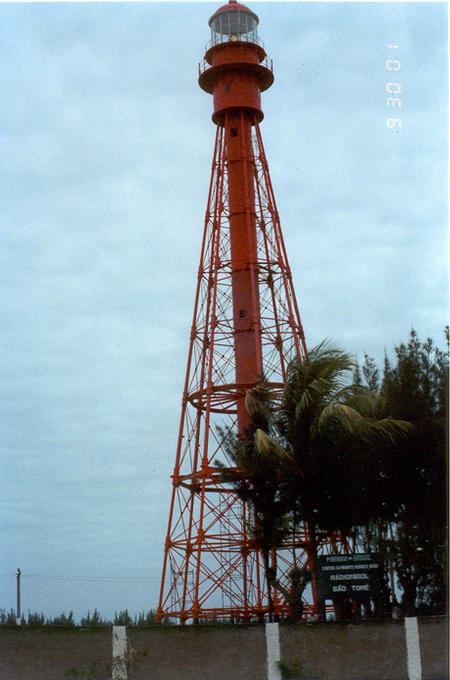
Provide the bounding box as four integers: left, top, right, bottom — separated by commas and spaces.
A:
216, 382, 291, 620
362, 353, 380, 393
275, 341, 412, 617
380, 329, 448, 614
217, 341, 415, 621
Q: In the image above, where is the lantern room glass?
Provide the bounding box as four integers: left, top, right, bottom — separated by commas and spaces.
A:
209, 9, 259, 45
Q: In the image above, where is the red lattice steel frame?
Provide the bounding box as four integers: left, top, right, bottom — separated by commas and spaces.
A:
157, 117, 348, 623
158, 3, 349, 624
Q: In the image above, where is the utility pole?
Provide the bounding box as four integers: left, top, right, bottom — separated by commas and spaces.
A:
16, 568, 21, 625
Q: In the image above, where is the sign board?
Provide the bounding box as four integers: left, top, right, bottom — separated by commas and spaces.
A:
317, 553, 382, 600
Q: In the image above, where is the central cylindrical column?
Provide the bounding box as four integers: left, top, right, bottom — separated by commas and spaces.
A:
225, 109, 262, 433
198, 1, 274, 435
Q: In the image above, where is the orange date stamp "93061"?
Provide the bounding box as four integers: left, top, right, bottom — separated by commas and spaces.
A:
386, 44, 402, 130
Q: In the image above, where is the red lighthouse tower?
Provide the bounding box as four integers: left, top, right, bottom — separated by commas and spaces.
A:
158, 0, 309, 623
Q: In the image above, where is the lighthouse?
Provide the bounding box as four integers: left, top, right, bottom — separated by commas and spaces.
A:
158, 0, 309, 624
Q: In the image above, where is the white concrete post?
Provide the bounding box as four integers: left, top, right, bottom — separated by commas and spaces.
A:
112, 625, 128, 680
404, 617, 422, 680
265, 622, 282, 680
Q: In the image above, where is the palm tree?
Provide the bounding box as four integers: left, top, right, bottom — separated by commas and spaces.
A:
216, 383, 291, 620
217, 342, 412, 621
276, 340, 413, 617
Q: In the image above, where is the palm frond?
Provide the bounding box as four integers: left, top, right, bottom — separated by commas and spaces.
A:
333, 384, 379, 417
362, 417, 414, 444
306, 340, 356, 375
245, 383, 272, 426
315, 402, 364, 436
254, 429, 293, 461
284, 342, 356, 416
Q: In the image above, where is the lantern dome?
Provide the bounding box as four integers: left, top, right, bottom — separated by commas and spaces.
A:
208, 0, 260, 46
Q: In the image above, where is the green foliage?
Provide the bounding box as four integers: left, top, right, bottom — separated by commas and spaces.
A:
362, 353, 380, 393
216, 380, 291, 618
272, 340, 412, 620
0, 607, 159, 628
134, 609, 158, 625
352, 329, 448, 617
27, 610, 46, 625
215, 343, 412, 620
379, 329, 448, 615
114, 609, 132, 626
215, 332, 445, 621
0, 609, 18, 624
352, 361, 362, 386
80, 609, 110, 627
48, 611, 76, 627
277, 341, 411, 534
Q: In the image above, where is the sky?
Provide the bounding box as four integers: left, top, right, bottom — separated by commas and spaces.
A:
0, 1, 447, 622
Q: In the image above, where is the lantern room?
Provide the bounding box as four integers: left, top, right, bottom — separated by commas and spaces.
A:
208, 0, 260, 46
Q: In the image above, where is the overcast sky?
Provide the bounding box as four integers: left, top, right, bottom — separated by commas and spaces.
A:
0, 1, 447, 622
